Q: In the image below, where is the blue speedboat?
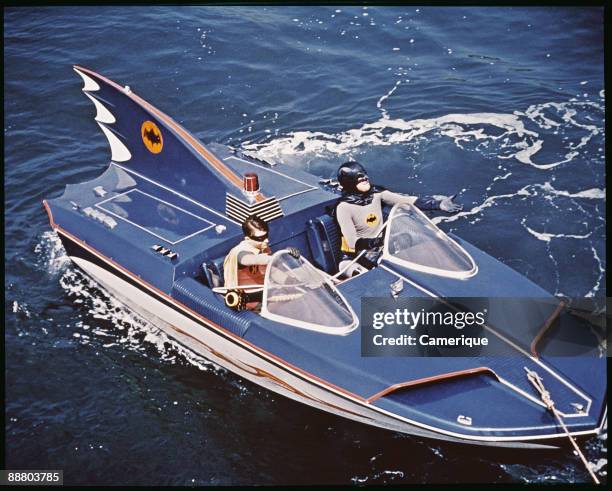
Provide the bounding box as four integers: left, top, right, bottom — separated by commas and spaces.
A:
43, 66, 606, 449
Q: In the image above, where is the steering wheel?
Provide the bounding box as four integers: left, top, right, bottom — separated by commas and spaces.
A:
390, 232, 414, 254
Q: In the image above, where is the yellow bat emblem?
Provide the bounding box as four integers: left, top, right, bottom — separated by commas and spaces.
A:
365, 213, 379, 227
141, 120, 163, 154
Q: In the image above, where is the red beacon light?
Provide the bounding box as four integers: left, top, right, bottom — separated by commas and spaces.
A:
243, 172, 260, 201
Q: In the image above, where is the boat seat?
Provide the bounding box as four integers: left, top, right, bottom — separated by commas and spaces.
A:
306, 205, 395, 274
200, 256, 227, 288
306, 214, 342, 274
172, 277, 256, 337
201, 261, 222, 288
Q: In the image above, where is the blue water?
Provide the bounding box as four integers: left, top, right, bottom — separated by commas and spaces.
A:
4, 6, 606, 485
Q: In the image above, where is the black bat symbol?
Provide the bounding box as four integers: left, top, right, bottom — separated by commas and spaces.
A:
366, 215, 377, 224
143, 128, 161, 145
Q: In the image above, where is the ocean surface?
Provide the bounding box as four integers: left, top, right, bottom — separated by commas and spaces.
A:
4, 6, 606, 485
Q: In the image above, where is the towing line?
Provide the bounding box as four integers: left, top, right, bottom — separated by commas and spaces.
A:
524, 367, 600, 484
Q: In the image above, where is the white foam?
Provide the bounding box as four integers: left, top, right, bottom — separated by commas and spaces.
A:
535, 182, 605, 200
245, 111, 534, 162
432, 186, 531, 225
11, 301, 31, 318
244, 95, 603, 171
588, 458, 606, 473
585, 245, 604, 298
521, 222, 591, 243
351, 469, 405, 485
35, 230, 71, 275
376, 80, 401, 119
58, 267, 221, 374
434, 181, 604, 227
512, 139, 543, 165
494, 172, 512, 182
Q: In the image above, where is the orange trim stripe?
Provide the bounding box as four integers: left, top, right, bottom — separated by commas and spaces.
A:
366, 367, 498, 403
73, 65, 266, 203
42, 200, 56, 228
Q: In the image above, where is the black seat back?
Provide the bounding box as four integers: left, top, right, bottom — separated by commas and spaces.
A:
306, 214, 342, 274
201, 261, 221, 288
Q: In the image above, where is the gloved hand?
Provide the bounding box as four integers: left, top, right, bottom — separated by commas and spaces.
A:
287, 247, 301, 259
439, 194, 463, 213
355, 236, 384, 252
370, 236, 385, 249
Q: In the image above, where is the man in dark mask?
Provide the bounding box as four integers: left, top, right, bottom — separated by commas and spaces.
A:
223, 215, 300, 310
335, 161, 462, 271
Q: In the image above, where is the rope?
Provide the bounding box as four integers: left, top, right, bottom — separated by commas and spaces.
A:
524, 367, 600, 484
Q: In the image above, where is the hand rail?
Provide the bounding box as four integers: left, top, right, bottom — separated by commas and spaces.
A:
366, 366, 499, 403
530, 300, 565, 358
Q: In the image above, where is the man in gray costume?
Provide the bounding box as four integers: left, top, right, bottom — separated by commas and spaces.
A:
335, 161, 462, 272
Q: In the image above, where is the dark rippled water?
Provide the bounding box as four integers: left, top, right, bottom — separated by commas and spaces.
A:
4, 6, 606, 485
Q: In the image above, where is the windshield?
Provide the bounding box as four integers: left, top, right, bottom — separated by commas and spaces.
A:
381, 204, 477, 279
261, 251, 358, 335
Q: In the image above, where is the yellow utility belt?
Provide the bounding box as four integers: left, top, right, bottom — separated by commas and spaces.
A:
341, 236, 355, 254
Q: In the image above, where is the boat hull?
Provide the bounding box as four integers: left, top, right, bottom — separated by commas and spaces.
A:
57, 229, 606, 449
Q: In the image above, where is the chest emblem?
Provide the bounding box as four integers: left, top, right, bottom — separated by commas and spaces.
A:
365, 213, 379, 227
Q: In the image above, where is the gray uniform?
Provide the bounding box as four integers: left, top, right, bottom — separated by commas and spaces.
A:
336, 190, 417, 252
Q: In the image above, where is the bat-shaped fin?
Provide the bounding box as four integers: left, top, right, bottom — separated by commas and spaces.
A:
74, 67, 100, 92
85, 92, 116, 124
73, 65, 264, 214
97, 122, 132, 162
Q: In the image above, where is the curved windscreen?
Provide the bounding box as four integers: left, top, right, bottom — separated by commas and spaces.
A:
261, 251, 357, 335
382, 204, 477, 279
